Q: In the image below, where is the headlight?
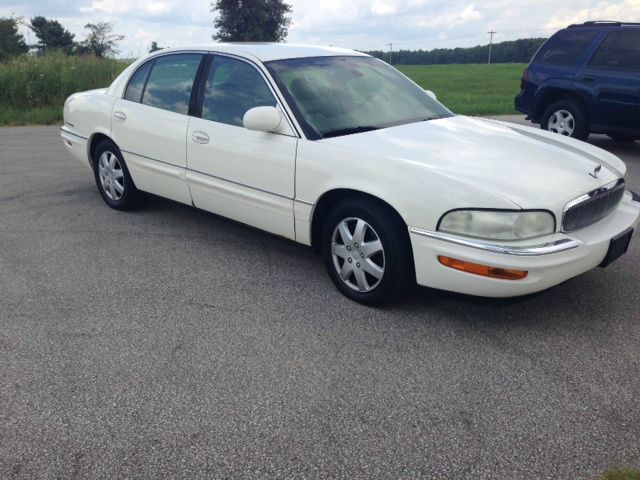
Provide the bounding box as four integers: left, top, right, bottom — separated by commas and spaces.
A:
438, 210, 555, 241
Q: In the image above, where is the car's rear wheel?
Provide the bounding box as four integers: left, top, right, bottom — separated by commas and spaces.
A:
93, 139, 144, 210
541, 99, 589, 141
321, 198, 414, 305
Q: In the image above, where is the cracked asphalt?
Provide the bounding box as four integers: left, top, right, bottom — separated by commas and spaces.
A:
1, 121, 639, 479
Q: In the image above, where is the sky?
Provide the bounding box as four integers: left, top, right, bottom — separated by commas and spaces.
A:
1, 0, 639, 58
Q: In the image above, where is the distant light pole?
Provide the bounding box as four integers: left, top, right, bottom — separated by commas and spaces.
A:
487, 31, 496, 64
387, 43, 393, 64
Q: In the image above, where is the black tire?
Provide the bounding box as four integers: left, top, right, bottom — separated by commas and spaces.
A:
321, 197, 414, 305
92, 139, 144, 210
541, 99, 589, 141
608, 135, 637, 143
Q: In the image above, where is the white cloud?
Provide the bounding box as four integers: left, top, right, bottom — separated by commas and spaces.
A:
1, 0, 639, 58
371, 1, 398, 16
545, 0, 640, 30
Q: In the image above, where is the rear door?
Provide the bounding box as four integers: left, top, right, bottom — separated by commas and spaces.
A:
111, 53, 205, 204
577, 29, 640, 131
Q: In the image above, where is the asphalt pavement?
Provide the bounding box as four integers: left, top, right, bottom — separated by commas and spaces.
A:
1, 120, 639, 479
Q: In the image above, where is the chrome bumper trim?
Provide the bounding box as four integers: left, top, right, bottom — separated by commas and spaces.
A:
409, 228, 582, 256
60, 126, 88, 141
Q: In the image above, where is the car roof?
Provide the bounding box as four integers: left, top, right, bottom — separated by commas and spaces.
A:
567, 20, 640, 28
149, 43, 368, 62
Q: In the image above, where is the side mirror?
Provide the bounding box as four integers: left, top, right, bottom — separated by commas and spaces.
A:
243, 106, 282, 132
424, 89, 437, 101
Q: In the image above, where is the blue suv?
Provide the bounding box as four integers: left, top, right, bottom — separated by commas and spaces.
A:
515, 21, 640, 142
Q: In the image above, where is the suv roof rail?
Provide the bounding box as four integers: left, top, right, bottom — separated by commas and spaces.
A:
568, 20, 640, 28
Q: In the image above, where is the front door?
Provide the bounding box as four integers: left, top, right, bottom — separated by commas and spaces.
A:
186, 55, 298, 239
577, 30, 640, 131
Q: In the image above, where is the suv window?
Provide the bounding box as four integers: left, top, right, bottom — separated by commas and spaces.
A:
589, 31, 640, 70
141, 54, 203, 114
535, 29, 599, 66
202, 56, 276, 127
608, 30, 640, 70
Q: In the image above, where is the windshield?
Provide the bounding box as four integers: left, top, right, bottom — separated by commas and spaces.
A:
266, 56, 452, 139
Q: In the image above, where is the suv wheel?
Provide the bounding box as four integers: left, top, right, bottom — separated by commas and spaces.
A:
541, 99, 589, 140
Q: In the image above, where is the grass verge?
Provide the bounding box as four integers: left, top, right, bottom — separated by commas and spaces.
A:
0, 53, 126, 126
603, 468, 640, 480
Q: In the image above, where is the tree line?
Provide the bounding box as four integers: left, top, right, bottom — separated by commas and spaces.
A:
366, 38, 547, 65
0, 16, 125, 62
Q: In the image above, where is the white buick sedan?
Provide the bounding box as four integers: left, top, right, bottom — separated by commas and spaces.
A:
61, 44, 640, 304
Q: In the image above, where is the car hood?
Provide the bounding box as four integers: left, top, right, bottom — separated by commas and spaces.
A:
321, 115, 626, 212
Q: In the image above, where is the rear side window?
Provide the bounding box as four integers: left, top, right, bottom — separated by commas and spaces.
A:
534, 29, 599, 66
124, 61, 153, 102
141, 54, 203, 114
608, 30, 640, 70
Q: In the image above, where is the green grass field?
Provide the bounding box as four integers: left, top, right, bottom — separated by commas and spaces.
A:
398, 63, 525, 116
0, 57, 524, 125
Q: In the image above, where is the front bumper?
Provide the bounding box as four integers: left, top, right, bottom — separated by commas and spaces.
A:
409, 191, 640, 297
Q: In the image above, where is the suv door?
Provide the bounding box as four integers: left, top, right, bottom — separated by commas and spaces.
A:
577, 29, 640, 132
186, 55, 298, 239
111, 53, 205, 204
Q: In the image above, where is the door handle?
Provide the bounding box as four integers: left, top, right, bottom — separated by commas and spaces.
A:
581, 75, 595, 82
113, 110, 127, 122
191, 131, 210, 144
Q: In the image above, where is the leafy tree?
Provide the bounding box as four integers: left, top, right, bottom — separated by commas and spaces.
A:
365, 38, 547, 65
211, 0, 292, 42
77, 22, 124, 58
149, 41, 163, 52
0, 17, 28, 62
29, 16, 75, 55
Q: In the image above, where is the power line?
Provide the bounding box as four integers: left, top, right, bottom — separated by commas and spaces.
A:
487, 30, 496, 64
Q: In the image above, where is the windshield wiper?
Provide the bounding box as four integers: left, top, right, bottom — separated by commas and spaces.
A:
322, 126, 379, 138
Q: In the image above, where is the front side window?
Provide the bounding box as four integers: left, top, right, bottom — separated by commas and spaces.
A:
202, 56, 276, 127
266, 56, 452, 139
141, 54, 203, 114
534, 29, 599, 66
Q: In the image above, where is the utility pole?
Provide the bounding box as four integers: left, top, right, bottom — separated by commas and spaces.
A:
487, 31, 496, 64
387, 43, 393, 64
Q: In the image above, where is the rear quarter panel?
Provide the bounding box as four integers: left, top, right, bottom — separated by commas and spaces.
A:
63, 89, 117, 164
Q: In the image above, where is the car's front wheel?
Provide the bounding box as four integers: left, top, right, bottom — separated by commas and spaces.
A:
541, 99, 589, 140
92, 139, 144, 210
321, 198, 414, 305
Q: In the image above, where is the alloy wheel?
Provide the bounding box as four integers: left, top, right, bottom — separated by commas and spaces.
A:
98, 150, 125, 201
547, 109, 575, 136
331, 217, 385, 292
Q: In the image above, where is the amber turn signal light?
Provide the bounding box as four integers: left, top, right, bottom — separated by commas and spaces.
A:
438, 256, 528, 280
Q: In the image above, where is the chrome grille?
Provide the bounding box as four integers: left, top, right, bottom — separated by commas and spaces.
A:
562, 179, 625, 232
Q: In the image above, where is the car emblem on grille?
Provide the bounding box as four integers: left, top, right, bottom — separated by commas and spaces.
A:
589, 165, 602, 179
